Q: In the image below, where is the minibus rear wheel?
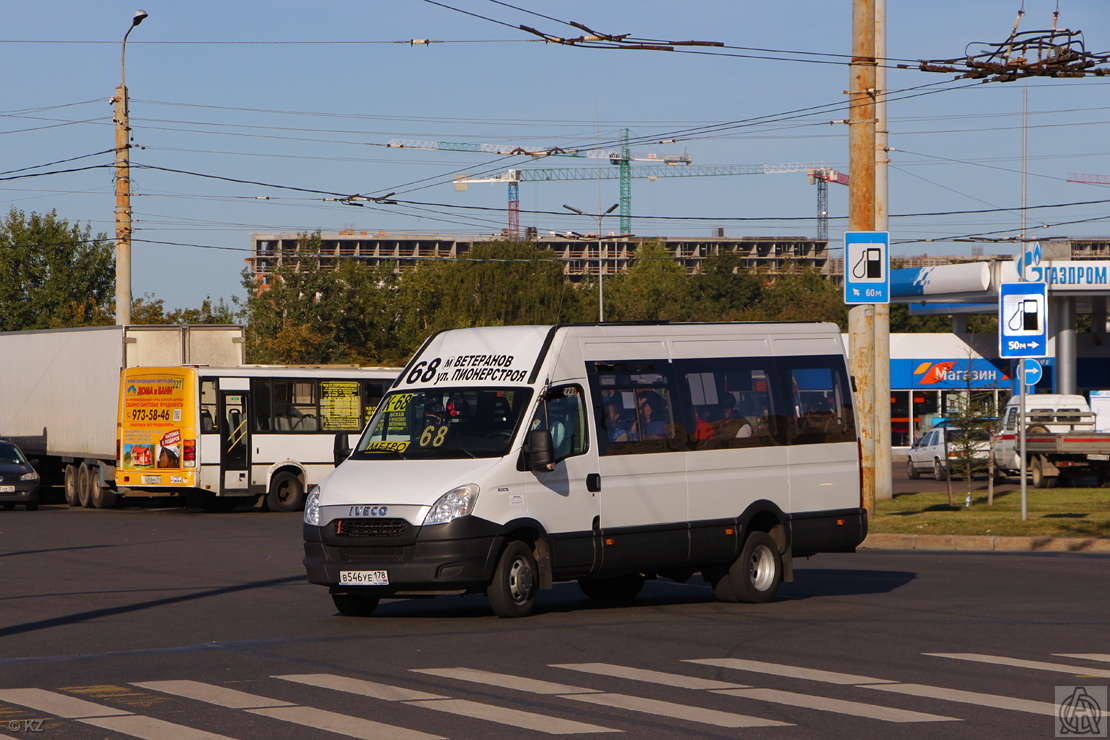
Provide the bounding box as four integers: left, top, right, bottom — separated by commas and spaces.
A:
726, 531, 783, 604
332, 592, 379, 617
487, 540, 538, 618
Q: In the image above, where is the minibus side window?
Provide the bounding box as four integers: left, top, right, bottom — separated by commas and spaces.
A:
274, 380, 319, 432
781, 357, 856, 445
529, 385, 588, 462
252, 379, 272, 431
200, 380, 219, 433
676, 358, 779, 451
586, 361, 682, 456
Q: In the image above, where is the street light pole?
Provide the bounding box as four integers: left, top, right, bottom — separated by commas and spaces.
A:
114, 9, 147, 326
564, 203, 618, 322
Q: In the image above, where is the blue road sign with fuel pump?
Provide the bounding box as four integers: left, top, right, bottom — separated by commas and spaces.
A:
844, 231, 890, 304
999, 282, 1048, 358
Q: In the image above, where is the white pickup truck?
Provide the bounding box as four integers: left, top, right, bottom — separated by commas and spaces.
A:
992, 394, 1110, 488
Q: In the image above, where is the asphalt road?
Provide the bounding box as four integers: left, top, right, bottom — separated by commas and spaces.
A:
0, 500, 1106, 740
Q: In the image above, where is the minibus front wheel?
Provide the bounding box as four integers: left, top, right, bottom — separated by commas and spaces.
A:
721, 531, 783, 604
332, 592, 380, 617
486, 540, 538, 618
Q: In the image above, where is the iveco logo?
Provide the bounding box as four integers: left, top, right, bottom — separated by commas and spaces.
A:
348, 505, 389, 517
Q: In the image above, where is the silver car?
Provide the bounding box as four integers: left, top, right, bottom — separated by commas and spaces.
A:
906, 426, 990, 481
0, 440, 41, 511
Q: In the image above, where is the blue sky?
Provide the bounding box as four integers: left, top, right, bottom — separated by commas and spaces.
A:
3, 1, 1109, 310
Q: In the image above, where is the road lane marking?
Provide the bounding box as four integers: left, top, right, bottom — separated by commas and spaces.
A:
411, 667, 600, 695
278, 673, 616, 734
552, 663, 749, 690
136, 680, 443, 740
864, 683, 1065, 717
714, 688, 958, 723
0, 689, 130, 718
1055, 654, 1110, 664
925, 653, 1110, 679
277, 674, 445, 702
250, 705, 443, 740
685, 658, 896, 685
405, 698, 618, 734
0, 689, 234, 740
414, 667, 788, 729
569, 692, 788, 728
132, 681, 293, 709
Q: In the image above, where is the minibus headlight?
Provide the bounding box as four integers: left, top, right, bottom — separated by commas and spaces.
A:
304, 486, 322, 526
423, 484, 479, 526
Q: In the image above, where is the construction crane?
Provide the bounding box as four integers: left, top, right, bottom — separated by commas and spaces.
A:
388, 130, 690, 236
455, 162, 839, 239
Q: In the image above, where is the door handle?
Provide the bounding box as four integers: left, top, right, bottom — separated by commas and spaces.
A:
586, 473, 601, 492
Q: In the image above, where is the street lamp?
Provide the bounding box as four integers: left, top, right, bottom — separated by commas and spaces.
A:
564, 203, 619, 322
114, 9, 147, 325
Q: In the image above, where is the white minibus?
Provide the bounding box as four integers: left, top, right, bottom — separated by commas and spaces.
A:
303, 323, 865, 617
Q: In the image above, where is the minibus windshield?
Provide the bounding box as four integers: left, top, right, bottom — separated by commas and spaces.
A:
351, 387, 534, 460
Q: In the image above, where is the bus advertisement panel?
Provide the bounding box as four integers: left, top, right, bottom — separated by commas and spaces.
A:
118, 369, 196, 487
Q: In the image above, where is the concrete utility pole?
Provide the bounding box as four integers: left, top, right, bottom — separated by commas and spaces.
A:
873, 0, 892, 501
849, 0, 878, 515
114, 9, 148, 326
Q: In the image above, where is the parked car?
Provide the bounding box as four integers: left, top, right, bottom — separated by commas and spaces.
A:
906, 425, 990, 481
0, 440, 41, 510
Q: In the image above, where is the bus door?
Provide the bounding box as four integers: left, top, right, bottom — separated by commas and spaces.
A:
220, 387, 251, 495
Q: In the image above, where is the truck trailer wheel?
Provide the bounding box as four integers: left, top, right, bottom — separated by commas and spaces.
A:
266, 471, 304, 512
64, 464, 80, 507
92, 481, 118, 509
77, 464, 94, 508
1031, 457, 1056, 489
724, 531, 783, 604
486, 540, 538, 618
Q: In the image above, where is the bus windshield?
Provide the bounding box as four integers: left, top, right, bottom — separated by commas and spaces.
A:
352, 387, 534, 460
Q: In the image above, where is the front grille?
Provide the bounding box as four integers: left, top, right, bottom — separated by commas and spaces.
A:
334, 518, 410, 537
336, 546, 407, 564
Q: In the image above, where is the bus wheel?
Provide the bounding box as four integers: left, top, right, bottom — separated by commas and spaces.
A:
331, 592, 380, 617
64, 464, 80, 507
726, 532, 783, 604
487, 540, 538, 618
266, 472, 304, 512
578, 574, 645, 601
77, 464, 94, 508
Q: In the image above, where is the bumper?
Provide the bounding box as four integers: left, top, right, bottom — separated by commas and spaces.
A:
303, 515, 503, 595
0, 484, 39, 503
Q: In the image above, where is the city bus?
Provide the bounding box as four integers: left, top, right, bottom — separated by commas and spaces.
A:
116, 365, 398, 511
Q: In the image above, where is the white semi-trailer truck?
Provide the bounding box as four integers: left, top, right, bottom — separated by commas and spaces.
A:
0, 325, 245, 508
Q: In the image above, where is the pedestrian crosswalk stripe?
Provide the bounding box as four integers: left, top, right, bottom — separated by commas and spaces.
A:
277, 674, 446, 702
413, 668, 789, 729
135, 680, 443, 740
863, 682, 1063, 717
926, 653, 1110, 679
278, 673, 617, 734
411, 668, 601, 695
405, 698, 619, 734
1055, 654, 1110, 664
80, 714, 236, 740
569, 692, 789, 728
552, 663, 749, 690
685, 658, 896, 685
714, 687, 958, 723
0, 688, 131, 718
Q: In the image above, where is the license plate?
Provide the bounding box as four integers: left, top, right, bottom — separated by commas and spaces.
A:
1088, 454, 1110, 461
142, 475, 160, 485
340, 570, 389, 586
0, 486, 14, 493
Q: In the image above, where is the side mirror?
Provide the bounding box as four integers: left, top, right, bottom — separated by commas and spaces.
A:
333, 432, 351, 467
523, 429, 555, 473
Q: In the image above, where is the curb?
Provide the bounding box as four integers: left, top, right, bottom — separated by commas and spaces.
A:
860, 533, 1110, 553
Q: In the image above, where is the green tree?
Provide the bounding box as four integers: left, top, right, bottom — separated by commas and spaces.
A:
0, 207, 114, 330
131, 294, 240, 325
689, 252, 764, 320
738, 266, 848, 327
605, 240, 693, 321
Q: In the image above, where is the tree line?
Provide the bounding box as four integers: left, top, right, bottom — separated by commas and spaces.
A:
1, 208, 995, 367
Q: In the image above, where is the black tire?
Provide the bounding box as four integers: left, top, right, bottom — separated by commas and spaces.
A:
77, 463, 94, 508
578, 573, 645, 601
266, 471, 304, 512
933, 459, 948, 481
486, 540, 539, 618
906, 457, 920, 480
1031, 457, 1056, 489
725, 531, 783, 604
332, 593, 380, 617
64, 464, 80, 507
92, 484, 118, 509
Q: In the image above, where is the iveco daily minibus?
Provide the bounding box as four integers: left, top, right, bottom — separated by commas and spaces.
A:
303, 323, 866, 617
